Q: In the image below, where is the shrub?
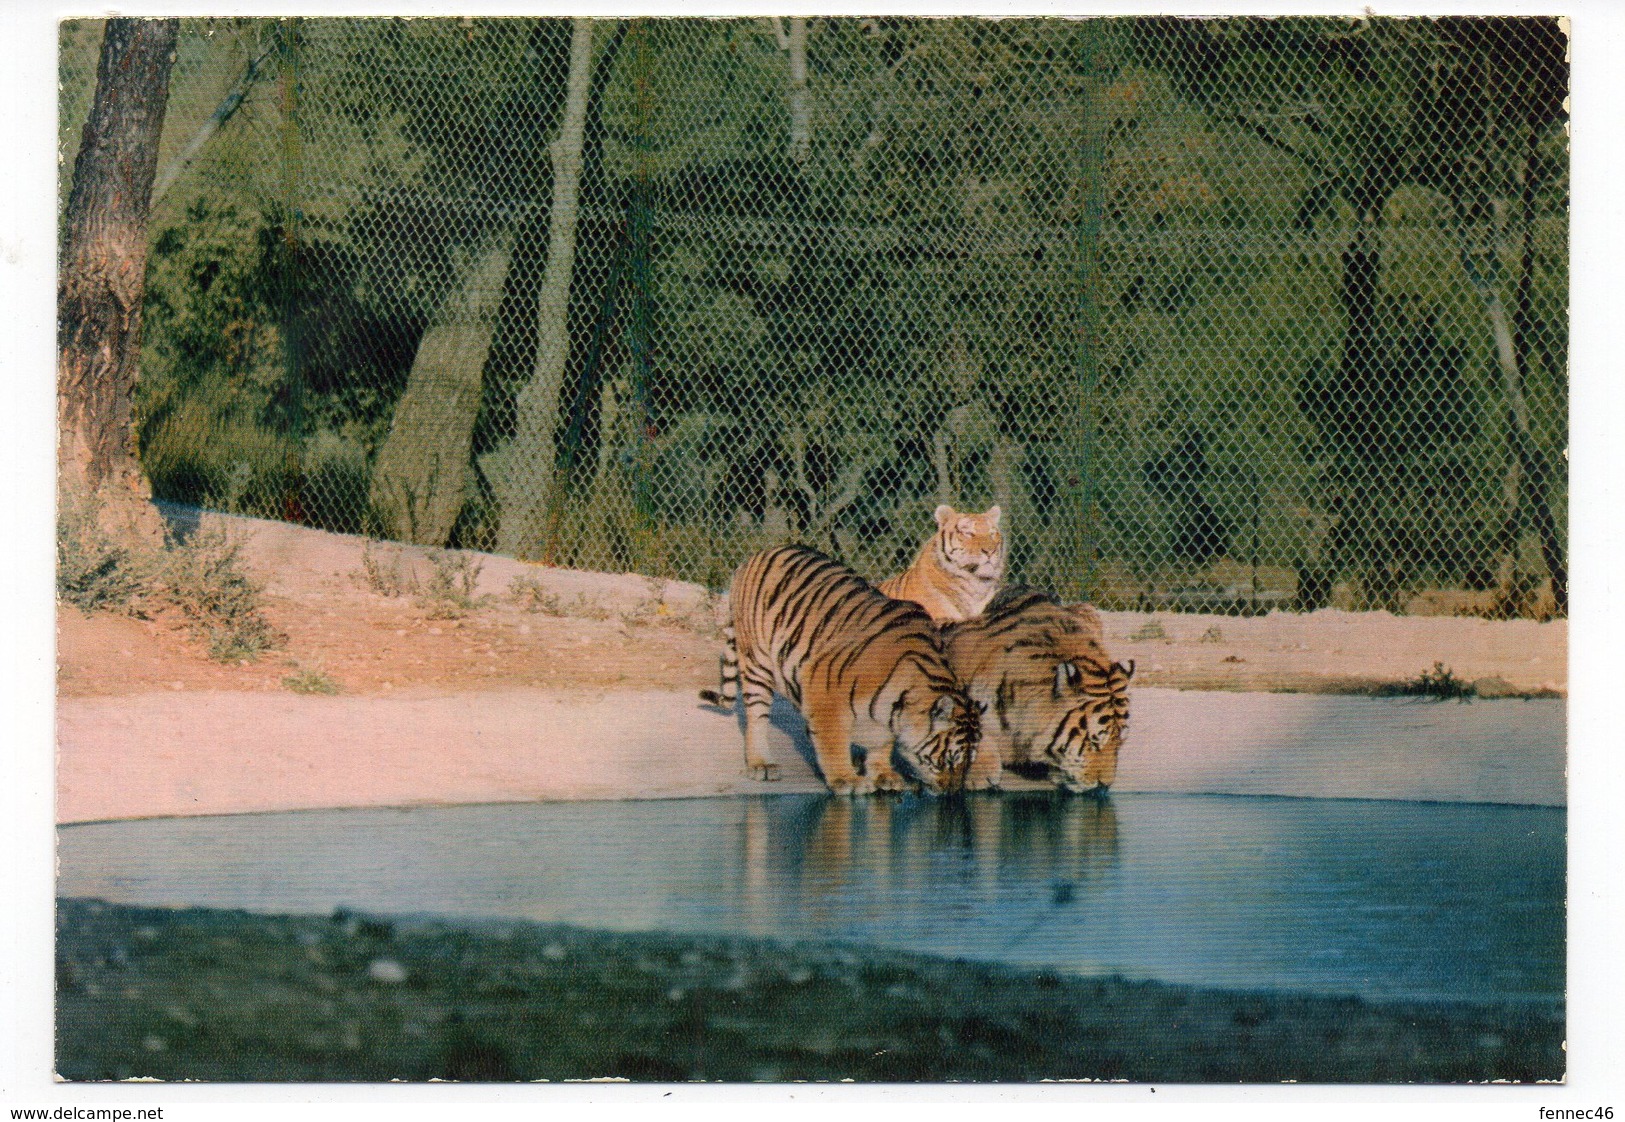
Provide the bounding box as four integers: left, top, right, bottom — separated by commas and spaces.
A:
417, 550, 486, 619
56, 494, 153, 615
160, 526, 284, 662
361, 540, 414, 598
1128, 619, 1167, 642
283, 666, 342, 695
1380, 662, 1475, 701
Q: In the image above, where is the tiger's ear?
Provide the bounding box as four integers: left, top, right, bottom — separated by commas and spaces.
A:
1116, 659, 1136, 680
933, 504, 957, 528
930, 693, 956, 726
985, 505, 1001, 526
1054, 661, 1082, 696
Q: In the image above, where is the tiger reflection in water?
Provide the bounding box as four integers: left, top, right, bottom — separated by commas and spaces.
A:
737, 794, 1120, 932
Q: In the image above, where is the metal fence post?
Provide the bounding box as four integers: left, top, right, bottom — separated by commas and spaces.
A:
277, 18, 305, 526
628, 19, 659, 560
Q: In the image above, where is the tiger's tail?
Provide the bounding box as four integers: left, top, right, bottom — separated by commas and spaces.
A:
698, 624, 739, 710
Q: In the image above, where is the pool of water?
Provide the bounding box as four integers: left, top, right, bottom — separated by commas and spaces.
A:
57, 793, 1564, 1005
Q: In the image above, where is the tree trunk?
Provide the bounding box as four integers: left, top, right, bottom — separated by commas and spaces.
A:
58, 17, 179, 545
1461, 249, 1568, 615
1505, 122, 1567, 615
1298, 201, 1386, 611
369, 231, 516, 545
786, 18, 811, 164
486, 18, 596, 559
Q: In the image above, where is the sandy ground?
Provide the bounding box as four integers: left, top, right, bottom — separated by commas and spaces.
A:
56, 509, 1568, 823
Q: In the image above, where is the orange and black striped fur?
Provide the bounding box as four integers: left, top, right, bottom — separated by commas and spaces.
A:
878, 505, 1006, 622
940, 587, 1133, 793
700, 545, 979, 795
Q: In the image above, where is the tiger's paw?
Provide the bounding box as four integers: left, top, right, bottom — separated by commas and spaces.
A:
747, 761, 781, 782
828, 775, 876, 797
870, 767, 909, 793
964, 773, 1003, 792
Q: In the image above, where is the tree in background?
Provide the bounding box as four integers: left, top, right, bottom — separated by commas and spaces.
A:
360, 20, 575, 546
59, 18, 180, 543
81, 17, 1566, 615
1142, 15, 1566, 612
483, 19, 600, 558
1414, 18, 1568, 614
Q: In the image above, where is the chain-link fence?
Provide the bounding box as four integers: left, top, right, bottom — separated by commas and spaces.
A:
59, 16, 1569, 616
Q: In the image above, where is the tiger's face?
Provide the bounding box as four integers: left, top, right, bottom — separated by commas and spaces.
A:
895, 689, 981, 795
1038, 658, 1134, 794
934, 505, 1005, 583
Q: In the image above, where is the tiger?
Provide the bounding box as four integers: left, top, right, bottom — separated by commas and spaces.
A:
699, 544, 980, 796
877, 504, 1006, 622
939, 587, 1133, 794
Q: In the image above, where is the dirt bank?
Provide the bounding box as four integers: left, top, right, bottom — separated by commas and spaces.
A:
55, 898, 1563, 1083
59, 508, 1566, 703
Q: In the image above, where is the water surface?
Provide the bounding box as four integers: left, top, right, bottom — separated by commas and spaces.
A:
58, 793, 1563, 1005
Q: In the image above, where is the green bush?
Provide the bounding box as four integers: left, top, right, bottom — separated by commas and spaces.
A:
159, 526, 285, 662
56, 494, 154, 615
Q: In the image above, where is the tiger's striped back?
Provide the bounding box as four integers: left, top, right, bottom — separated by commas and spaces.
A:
702, 545, 978, 795
941, 586, 1132, 793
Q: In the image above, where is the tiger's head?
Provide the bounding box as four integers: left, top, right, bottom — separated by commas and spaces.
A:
893, 687, 981, 795
934, 504, 1005, 583
1037, 656, 1134, 794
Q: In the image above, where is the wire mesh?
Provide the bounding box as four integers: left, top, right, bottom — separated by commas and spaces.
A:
58, 15, 1569, 616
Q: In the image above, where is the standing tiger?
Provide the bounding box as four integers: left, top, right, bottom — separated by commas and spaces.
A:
700, 545, 979, 796
878, 504, 1006, 622
940, 587, 1133, 794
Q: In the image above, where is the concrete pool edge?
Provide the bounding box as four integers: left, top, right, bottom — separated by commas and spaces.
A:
56, 685, 1566, 823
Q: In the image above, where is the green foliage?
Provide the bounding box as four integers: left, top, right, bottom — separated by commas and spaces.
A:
59, 16, 1567, 616
56, 489, 281, 663
1380, 662, 1475, 701
509, 574, 562, 614
160, 527, 284, 662
283, 666, 342, 694
56, 494, 154, 615
417, 550, 487, 619
360, 540, 414, 598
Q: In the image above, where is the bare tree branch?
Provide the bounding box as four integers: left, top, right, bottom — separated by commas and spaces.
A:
151, 31, 277, 206
1218, 111, 1324, 174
